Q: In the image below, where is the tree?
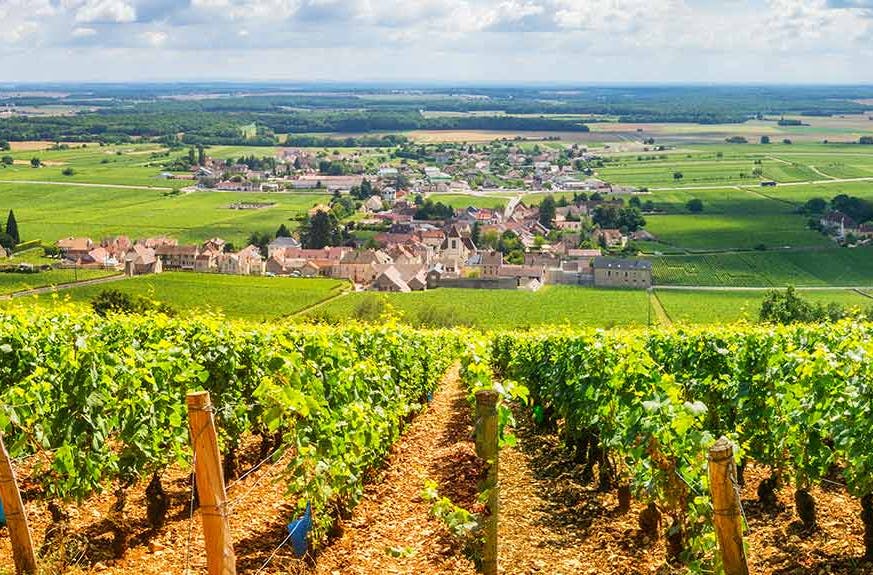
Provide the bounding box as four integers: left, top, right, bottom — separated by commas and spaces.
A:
62, 167, 76, 176
30, 157, 41, 168
187, 147, 196, 165
300, 210, 343, 249
276, 223, 292, 238
802, 197, 828, 214
686, 198, 704, 213
0, 233, 14, 252
247, 231, 273, 257
197, 145, 206, 166
760, 135, 771, 144
783, 139, 793, 145
1, 156, 13, 166
538, 195, 556, 228
759, 286, 838, 324
293, 156, 302, 170
861, 136, 873, 145
6, 210, 20, 245
471, 221, 481, 247
673, 171, 684, 181
0, 140, 9, 151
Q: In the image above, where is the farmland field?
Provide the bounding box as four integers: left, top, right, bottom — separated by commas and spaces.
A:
28, 272, 349, 320
655, 288, 873, 324
0, 182, 330, 246
306, 285, 651, 329
652, 247, 873, 286
0, 268, 117, 295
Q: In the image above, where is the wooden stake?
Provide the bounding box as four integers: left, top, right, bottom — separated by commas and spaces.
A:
708, 437, 749, 575
475, 389, 499, 575
187, 391, 236, 575
0, 432, 38, 575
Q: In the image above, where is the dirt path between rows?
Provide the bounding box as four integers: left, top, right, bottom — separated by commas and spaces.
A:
498, 418, 666, 575
312, 364, 479, 575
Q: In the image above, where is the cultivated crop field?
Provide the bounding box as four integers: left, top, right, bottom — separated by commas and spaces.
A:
32, 272, 349, 320
655, 288, 873, 324
0, 182, 330, 246
652, 247, 873, 287
0, 268, 117, 295
307, 285, 651, 329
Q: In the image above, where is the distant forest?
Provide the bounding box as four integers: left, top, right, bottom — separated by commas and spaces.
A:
1, 84, 871, 145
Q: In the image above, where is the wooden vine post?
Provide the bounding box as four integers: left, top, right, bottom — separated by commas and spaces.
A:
187, 391, 236, 575
708, 437, 749, 575
475, 389, 499, 575
0, 432, 38, 575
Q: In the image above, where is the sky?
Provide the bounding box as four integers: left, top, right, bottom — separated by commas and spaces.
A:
1, 0, 872, 84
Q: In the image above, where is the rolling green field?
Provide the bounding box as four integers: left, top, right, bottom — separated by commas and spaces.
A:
306, 285, 651, 329
0, 183, 330, 246
655, 288, 873, 324
29, 272, 349, 321
0, 269, 117, 295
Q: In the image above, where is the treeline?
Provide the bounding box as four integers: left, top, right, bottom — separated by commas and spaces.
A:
284, 134, 408, 147
0, 109, 588, 145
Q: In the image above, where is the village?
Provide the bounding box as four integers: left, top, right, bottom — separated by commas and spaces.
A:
169, 138, 644, 197
35, 142, 658, 292
52, 190, 654, 293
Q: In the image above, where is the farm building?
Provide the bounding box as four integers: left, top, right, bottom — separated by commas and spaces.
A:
592, 257, 653, 289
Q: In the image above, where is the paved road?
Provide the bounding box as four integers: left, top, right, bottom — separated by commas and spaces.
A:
1, 273, 127, 300
0, 179, 174, 191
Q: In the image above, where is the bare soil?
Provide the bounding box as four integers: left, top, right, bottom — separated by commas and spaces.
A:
499, 411, 873, 574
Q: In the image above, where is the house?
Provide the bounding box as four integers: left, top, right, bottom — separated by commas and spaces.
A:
339, 250, 392, 284
480, 250, 504, 279
101, 236, 132, 256
593, 228, 627, 249
363, 195, 384, 213
84, 246, 114, 267
139, 236, 177, 249
57, 237, 94, 261
215, 180, 261, 192
124, 245, 162, 276
592, 257, 652, 289
499, 264, 546, 286
371, 266, 412, 293
820, 211, 858, 239
217, 246, 264, 276
267, 237, 301, 257
202, 238, 226, 253
194, 252, 219, 272
382, 187, 397, 203
420, 229, 446, 248
156, 245, 199, 270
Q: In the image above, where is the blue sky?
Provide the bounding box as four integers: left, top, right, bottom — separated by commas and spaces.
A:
1, 0, 872, 83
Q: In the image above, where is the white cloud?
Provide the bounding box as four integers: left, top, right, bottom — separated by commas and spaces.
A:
142, 30, 168, 46
1, 0, 872, 82
72, 27, 98, 37
70, 0, 137, 23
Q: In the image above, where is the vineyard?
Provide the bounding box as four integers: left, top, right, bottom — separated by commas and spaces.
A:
489, 321, 873, 571
2, 307, 873, 574
0, 306, 461, 572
